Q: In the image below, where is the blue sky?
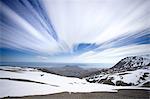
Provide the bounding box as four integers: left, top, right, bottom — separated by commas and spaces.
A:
0, 0, 150, 66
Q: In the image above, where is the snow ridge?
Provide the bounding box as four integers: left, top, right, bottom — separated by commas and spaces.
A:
86, 56, 150, 86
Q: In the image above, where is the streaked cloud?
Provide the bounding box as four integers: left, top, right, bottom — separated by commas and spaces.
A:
0, 0, 150, 65
76, 44, 150, 64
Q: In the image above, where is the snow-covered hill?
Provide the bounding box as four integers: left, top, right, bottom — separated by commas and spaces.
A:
111, 56, 150, 72
0, 65, 149, 98
0, 66, 116, 98
86, 67, 150, 86
86, 56, 150, 86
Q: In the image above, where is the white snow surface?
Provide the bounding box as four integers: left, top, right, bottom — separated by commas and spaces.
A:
0, 66, 149, 98
87, 67, 150, 86
0, 66, 115, 98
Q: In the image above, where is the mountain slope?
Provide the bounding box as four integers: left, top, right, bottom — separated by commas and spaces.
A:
0, 65, 149, 98
86, 68, 150, 86
86, 56, 150, 86
0, 66, 115, 98
111, 56, 150, 72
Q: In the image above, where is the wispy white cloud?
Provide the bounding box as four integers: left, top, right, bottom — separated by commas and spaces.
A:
75, 44, 150, 64
37, 56, 48, 60
0, 0, 150, 64
44, 0, 150, 45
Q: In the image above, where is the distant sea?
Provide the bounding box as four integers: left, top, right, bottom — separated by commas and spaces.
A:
0, 62, 112, 68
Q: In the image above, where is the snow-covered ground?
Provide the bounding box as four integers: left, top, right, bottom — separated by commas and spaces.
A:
0, 66, 149, 98
86, 67, 150, 86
